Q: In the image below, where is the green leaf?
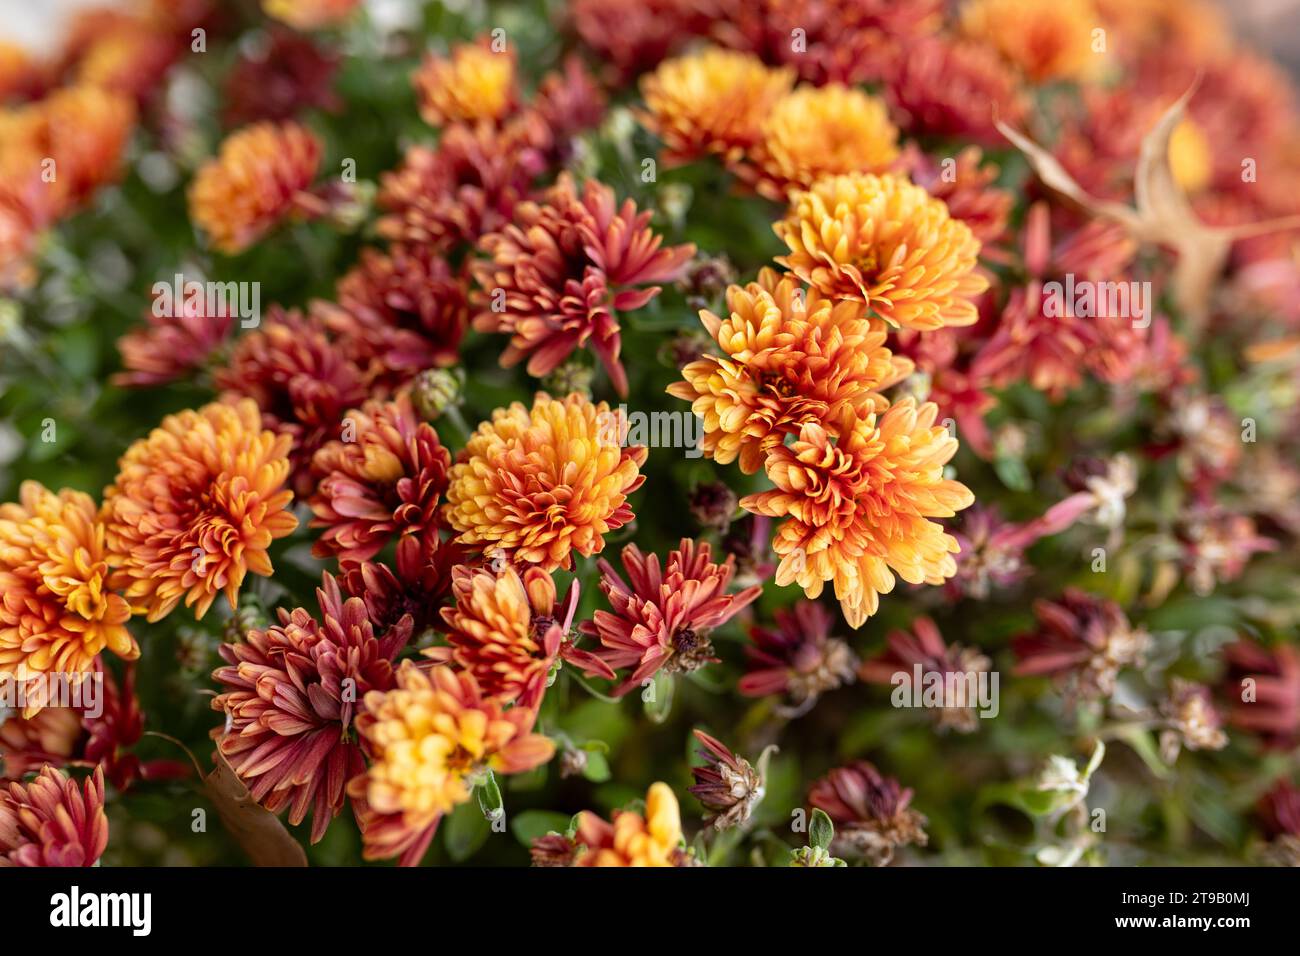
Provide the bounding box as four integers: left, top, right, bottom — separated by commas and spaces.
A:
443, 799, 490, 862
582, 749, 611, 783
510, 810, 573, 847
809, 808, 835, 851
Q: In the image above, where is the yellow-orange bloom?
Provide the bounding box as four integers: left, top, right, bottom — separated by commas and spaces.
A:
573, 782, 684, 867
0, 483, 137, 715
262, 0, 360, 30
744, 84, 899, 201
444, 392, 647, 571
1168, 119, 1212, 195
188, 121, 321, 254
667, 267, 911, 474
348, 661, 554, 865
102, 399, 299, 622
741, 401, 974, 628
775, 172, 988, 331
413, 42, 516, 127
960, 0, 1097, 84
638, 48, 794, 166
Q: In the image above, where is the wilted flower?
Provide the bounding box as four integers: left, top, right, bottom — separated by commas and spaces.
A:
308, 395, 451, 565
433, 563, 611, 708
348, 661, 554, 865
1222, 640, 1300, 747
261, 0, 359, 30
222, 27, 341, 127
744, 85, 900, 201
638, 48, 793, 166
668, 267, 911, 473
376, 123, 544, 253
328, 244, 469, 383
413, 41, 516, 127
188, 121, 322, 254
571, 782, 689, 866
960, 0, 1098, 83
740, 602, 857, 713
807, 761, 927, 865
472, 174, 694, 396
581, 538, 761, 694
212, 574, 411, 843
102, 399, 299, 622
0, 765, 108, 867
775, 172, 988, 331
215, 307, 371, 494
113, 289, 236, 388
860, 618, 993, 733
688, 730, 764, 831
0, 482, 137, 714
950, 505, 1038, 598
444, 392, 647, 571
1158, 678, 1228, 763
1012, 589, 1150, 702
688, 481, 739, 534
741, 401, 974, 628
1178, 509, 1276, 597
1257, 780, 1300, 866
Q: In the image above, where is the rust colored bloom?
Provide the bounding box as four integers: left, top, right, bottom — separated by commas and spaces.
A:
1222, 641, 1300, 747
113, 289, 236, 388
570, 0, 703, 82
472, 175, 694, 395
413, 42, 516, 127
528, 55, 608, 159
0, 765, 108, 867
348, 661, 554, 865
1012, 589, 1149, 702
328, 244, 469, 383
807, 761, 927, 866
188, 121, 322, 254
582, 538, 761, 694
638, 48, 794, 166
215, 307, 371, 494
102, 399, 299, 622
740, 601, 856, 712
0, 482, 137, 715
960, 0, 1098, 84
74, 16, 178, 102
689, 730, 764, 831
571, 782, 688, 867
309, 395, 451, 565
744, 84, 900, 201
434, 563, 610, 708
886, 35, 1027, 146
377, 122, 544, 253
1158, 678, 1227, 762
741, 401, 974, 628
223, 27, 341, 127
445, 392, 647, 571
775, 172, 988, 331
341, 535, 467, 640
262, 0, 359, 30
212, 573, 410, 843
667, 267, 911, 474
860, 617, 993, 733
0, 41, 45, 102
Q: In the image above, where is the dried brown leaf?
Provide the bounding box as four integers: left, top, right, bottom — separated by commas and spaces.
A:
204, 749, 309, 867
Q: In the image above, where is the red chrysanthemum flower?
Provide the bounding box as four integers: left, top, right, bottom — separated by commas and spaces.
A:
1222, 640, 1300, 747
309, 395, 451, 566
807, 761, 927, 866
0, 765, 108, 867
340, 535, 468, 640
113, 289, 236, 388
580, 538, 761, 694
569, 0, 704, 82
740, 601, 857, 713
215, 306, 371, 495
471, 174, 694, 396
212, 573, 412, 843
222, 27, 341, 128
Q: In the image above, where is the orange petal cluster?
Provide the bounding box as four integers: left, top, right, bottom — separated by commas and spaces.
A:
959, 0, 1098, 84
413, 42, 517, 127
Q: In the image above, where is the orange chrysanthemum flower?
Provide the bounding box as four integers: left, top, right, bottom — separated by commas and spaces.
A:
742, 84, 899, 201
348, 661, 555, 865
667, 267, 912, 473
0, 483, 137, 715
102, 399, 299, 622
0, 765, 108, 867
572, 782, 686, 867
471, 174, 694, 396
774, 172, 988, 331
444, 392, 647, 571
188, 121, 322, 254
413, 42, 516, 127
638, 48, 794, 166
741, 401, 974, 628
960, 0, 1098, 84
308, 395, 451, 566
433, 563, 610, 708
262, 0, 360, 30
